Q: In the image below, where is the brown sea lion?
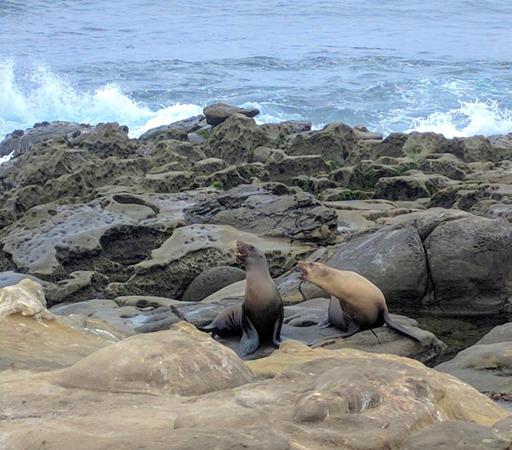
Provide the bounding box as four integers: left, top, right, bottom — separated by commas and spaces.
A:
296, 261, 421, 342
199, 241, 284, 356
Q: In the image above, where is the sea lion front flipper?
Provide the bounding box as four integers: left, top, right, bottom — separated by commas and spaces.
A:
328, 296, 349, 331
240, 315, 259, 356
272, 314, 283, 347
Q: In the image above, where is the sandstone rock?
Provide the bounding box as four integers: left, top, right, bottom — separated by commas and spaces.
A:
182, 265, 246, 301
112, 224, 313, 299
436, 341, 512, 396
279, 209, 512, 316
0, 121, 92, 157
419, 153, 470, 180
266, 154, 328, 180
287, 122, 358, 162
203, 103, 259, 126
192, 157, 227, 175
141, 170, 194, 193
401, 421, 512, 450
0, 279, 51, 320
184, 184, 337, 243
291, 176, 337, 194
424, 215, 512, 313
205, 114, 271, 164
0, 281, 116, 371
138, 115, 206, 141
56, 322, 254, 395
374, 172, 455, 200
0, 336, 509, 450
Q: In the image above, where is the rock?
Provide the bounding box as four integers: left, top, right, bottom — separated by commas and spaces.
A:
0, 336, 509, 450
345, 160, 402, 189
0, 121, 92, 157
419, 153, 469, 181
279, 209, 512, 316
436, 340, 512, 397
184, 184, 337, 243
141, 170, 194, 193
182, 266, 246, 301
278, 225, 427, 308
291, 176, 337, 194
203, 103, 259, 126
138, 115, 206, 141
110, 224, 313, 299
0, 279, 52, 320
205, 114, 271, 164
266, 154, 328, 180
192, 157, 227, 175
287, 123, 358, 163
56, 322, 254, 395
370, 132, 409, 159
49, 299, 149, 336
321, 187, 372, 201
374, 172, 455, 200
401, 421, 512, 450
0, 281, 116, 371
424, 215, 512, 314
402, 132, 460, 158
476, 323, 512, 345
251, 146, 286, 163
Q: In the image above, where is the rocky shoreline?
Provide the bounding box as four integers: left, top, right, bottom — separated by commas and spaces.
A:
1, 104, 511, 449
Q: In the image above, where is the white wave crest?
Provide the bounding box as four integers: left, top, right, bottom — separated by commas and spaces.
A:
407, 101, 512, 138
0, 60, 202, 140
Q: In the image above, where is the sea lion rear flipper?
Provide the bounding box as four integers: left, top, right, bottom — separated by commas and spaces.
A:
318, 317, 332, 328
383, 312, 421, 342
240, 315, 259, 356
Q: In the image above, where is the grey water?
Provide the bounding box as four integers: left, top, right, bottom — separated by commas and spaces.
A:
1, 0, 512, 139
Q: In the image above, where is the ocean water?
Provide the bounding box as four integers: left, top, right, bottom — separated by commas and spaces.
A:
1, 0, 512, 140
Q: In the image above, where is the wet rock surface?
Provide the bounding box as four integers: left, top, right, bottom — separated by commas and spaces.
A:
1, 111, 512, 448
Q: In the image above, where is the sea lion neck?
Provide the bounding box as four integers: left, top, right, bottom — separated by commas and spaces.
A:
245, 257, 271, 277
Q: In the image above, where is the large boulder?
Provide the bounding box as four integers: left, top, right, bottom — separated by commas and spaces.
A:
287, 123, 358, 163
203, 103, 259, 126
424, 215, 512, 313
184, 184, 338, 243
205, 114, 270, 164
373, 172, 455, 200
56, 322, 254, 396
182, 266, 246, 301
0, 121, 92, 157
0, 279, 116, 371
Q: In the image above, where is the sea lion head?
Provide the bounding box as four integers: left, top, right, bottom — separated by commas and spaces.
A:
236, 241, 266, 266
297, 260, 330, 283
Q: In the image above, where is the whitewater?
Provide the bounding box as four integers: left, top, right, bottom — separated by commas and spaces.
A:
1, 0, 512, 141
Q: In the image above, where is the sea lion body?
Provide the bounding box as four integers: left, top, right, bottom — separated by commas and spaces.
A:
298, 261, 420, 341
200, 241, 283, 355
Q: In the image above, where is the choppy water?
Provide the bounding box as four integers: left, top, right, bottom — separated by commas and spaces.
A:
1, 0, 512, 139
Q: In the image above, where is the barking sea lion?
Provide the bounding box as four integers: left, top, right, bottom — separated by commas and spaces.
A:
297, 261, 421, 342
199, 241, 284, 356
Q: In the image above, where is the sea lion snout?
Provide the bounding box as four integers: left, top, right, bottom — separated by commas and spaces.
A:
236, 241, 248, 264
296, 261, 309, 280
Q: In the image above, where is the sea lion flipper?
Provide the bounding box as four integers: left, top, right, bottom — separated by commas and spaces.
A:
318, 317, 332, 328
383, 312, 422, 342
240, 315, 259, 356
272, 314, 283, 347
328, 296, 349, 331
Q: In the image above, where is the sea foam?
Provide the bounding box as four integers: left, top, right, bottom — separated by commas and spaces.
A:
0, 60, 202, 140
407, 101, 512, 138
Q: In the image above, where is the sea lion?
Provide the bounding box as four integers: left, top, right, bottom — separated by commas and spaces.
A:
199, 241, 284, 355
296, 261, 421, 342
